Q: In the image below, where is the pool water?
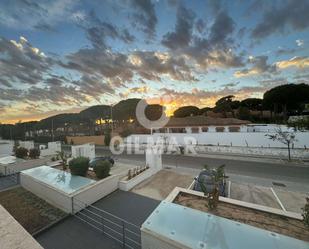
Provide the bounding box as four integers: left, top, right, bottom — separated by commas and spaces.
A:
142, 201, 309, 249
21, 166, 96, 194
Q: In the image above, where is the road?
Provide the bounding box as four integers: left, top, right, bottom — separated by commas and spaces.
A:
63, 145, 309, 192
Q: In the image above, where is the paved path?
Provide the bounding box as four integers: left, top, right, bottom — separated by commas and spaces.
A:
36, 191, 159, 249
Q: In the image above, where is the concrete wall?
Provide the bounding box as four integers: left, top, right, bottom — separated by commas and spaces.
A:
73, 175, 120, 213
67, 135, 105, 145
71, 143, 95, 160
20, 170, 122, 214
125, 132, 309, 148
119, 168, 154, 191
0, 157, 52, 176
0, 140, 13, 157
20, 173, 72, 213
19, 141, 34, 150
0, 205, 44, 249
40, 141, 61, 156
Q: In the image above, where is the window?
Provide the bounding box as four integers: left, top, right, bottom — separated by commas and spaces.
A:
228, 126, 240, 132
192, 127, 200, 133
215, 127, 225, 132
201, 127, 208, 132
170, 128, 186, 133
191, 127, 199, 133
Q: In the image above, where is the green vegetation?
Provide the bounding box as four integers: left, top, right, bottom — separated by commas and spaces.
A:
174, 106, 200, 118
1, 84, 309, 140
199, 164, 228, 210
302, 197, 309, 229
57, 151, 69, 171
29, 148, 40, 159
15, 147, 28, 159
94, 160, 111, 179
69, 157, 89, 176
265, 128, 297, 160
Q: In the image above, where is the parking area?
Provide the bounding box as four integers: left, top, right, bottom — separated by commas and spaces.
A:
131, 169, 193, 200
131, 167, 307, 213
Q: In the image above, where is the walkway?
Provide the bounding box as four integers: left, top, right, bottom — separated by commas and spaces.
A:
36, 190, 159, 249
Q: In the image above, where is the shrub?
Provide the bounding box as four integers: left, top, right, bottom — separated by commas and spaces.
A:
29, 148, 40, 159
94, 160, 111, 179
69, 157, 89, 176
15, 147, 28, 159
302, 197, 309, 228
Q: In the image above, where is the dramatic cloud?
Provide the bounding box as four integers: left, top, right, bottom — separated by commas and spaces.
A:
234, 56, 276, 78
0, 0, 77, 31
75, 10, 135, 49
0, 36, 53, 87
162, 5, 195, 49
276, 56, 309, 69
209, 11, 234, 44
252, 0, 309, 39
129, 0, 157, 38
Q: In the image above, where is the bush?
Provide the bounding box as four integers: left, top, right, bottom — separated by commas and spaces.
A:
29, 148, 40, 159
15, 147, 28, 159
302, 197, 309, 228
69, 157, 89, 176
94, 160, 111, 179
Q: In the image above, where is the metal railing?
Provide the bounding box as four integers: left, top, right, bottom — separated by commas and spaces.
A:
0, 167, 19, 184
72, 198, 141, 249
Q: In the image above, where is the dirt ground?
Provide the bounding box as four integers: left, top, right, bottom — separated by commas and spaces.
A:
230, 182, 281, 209
174, 192, 309, 242
0, 187, 66, 234
131, 169, 194, 200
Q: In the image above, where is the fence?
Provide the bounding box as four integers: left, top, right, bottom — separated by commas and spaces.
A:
72, 197, 141, 249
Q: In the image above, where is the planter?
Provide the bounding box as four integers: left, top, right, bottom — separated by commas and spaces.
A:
119, 168, 153, 191
167, 187, 308, 242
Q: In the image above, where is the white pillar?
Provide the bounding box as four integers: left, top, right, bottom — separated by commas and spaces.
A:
145, 146, 162, 173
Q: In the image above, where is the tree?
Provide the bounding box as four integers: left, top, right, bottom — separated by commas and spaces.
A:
145, 104, 164, 121
237, 106, 251, 120
288, 117, 309, 131
173, 106, 200, 118
265, 128, 297, 161
214, 95, 235, 117
241, 98, 262, 110
263, 83, 309, 117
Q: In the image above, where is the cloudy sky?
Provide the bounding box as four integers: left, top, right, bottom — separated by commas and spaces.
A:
0, 0, 309, 123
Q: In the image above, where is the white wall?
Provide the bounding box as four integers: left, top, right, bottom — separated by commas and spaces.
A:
19, 141, 34, 150
119, 168, 154, 191
40, 141, 61, 156
125, 132, 309, 148
0, 157, 51, 176
20, 173, 72, 213
71, 143, 95, 159
0, 140, 14, 157
73, 175, 120, 213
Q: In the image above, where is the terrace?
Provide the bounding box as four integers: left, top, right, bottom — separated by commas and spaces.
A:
0, 144, 308, 249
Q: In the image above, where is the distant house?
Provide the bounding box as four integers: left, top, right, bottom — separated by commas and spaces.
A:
151, 115, 292, 134
152, 115, 251, 134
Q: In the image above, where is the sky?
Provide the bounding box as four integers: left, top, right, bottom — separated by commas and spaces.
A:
0, 0, 309, 124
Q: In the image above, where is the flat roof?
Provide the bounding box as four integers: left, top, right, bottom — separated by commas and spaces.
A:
142, 201, 309, 249
0, 205, 43, 249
